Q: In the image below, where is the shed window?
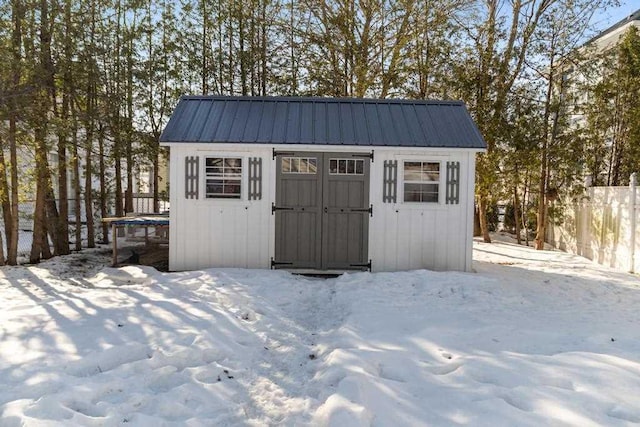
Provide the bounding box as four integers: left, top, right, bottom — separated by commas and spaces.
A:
205, 157, 242, 199
403, 161, 440, 203
329, 158, 364, 175
282, 157, 317, 174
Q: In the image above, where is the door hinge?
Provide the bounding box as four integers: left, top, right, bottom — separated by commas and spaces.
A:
272, 202, 294, 214
350, 204, 373, 217
271, 257, 293, 269
273, 149, 296, 159
350, 260, 372, 271
352, 151, 374, 162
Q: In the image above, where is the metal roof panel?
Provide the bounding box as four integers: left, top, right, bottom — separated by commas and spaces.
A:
228, 100, 251, 142
300, 102, 314, 143
313, 102, 327, 144
286, 101, 301, 143
352, 103, 370, 145
363, 103, 384, 145
160, 95, 486, 149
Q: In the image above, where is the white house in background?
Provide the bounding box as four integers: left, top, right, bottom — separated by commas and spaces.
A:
587, 9, 640, 51
159, 96, 486, 273
567, 10, 640, 128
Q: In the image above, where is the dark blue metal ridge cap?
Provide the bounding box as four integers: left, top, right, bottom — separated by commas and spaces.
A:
177, 94, 467, 107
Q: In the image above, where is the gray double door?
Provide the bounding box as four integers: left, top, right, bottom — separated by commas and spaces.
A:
274, 152, 370, 270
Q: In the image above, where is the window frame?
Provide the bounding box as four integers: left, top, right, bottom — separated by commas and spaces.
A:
328, 158, 365, 176
401, 159, 443, 204
203, 156, 244, 200
281, 156, 319, 175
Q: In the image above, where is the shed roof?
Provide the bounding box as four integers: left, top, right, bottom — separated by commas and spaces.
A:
160, 96, 486, 149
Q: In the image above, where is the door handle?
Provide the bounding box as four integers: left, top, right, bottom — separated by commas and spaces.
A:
324, 207, 328, 213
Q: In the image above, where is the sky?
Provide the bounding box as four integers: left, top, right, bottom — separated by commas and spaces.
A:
591, 1, 639, 31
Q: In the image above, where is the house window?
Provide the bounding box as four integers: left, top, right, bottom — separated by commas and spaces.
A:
205, 157, 242, 199
282, 157, 317, 174
329, 158, 364, 175
403, 161, 440, 203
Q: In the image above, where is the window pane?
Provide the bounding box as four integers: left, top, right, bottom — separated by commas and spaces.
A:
206, 166, 222, 175
205, 157, 242, 199
290, 158, 299, 172
224, 182, 240, 194
225, 158, 241, 168
424, 171, 439, 182
282, 157, 317, 174
423, 191, 438, 203
423, 162, 439, 172
309, 158, 318, 173
206, 158, 223, 167
282, 158, 291, 173
404, 189, 422, 202
404, 183, 438, 203
347, 159, 355, 174
339, 160, 347, 174
423, 162, 439, 182
207, 183, 223, 194
329, 158, 365, 175
404, 162, 422, 181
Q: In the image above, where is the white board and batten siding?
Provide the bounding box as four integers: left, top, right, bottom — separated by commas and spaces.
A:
169, 144, 273, 271
167, 142, 477, 272
370, 148, 476, 272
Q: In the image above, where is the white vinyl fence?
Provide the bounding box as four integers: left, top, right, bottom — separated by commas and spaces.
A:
548, 174, 640, 273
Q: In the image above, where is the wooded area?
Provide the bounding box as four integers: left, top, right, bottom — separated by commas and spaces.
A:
0, 0, 638, 264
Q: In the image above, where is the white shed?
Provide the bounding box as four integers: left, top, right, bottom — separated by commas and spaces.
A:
159, 96, 486, 273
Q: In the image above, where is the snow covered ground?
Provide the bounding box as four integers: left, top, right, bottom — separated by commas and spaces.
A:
1, 236, 640, 426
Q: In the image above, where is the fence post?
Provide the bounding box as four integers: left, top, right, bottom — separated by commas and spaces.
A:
630, 173, 637, 273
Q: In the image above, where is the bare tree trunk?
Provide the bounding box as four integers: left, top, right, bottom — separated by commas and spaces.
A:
478, 196, 492, 243
115, 152, 124, 217
0, 230, 5, 266
8, 0, 22, 265
84, 0, 97, 248
99, 124, 109, 243
473, 206, 481, 237
41, 209, 52, 259
72, 111, 82, 251
125, 34, 134, 214
8, 116, 19, 264
56, 93, 70, 255
84, 77, 96, 248
201, 0, 208, 94
514, 185, 521, 245
0, 135, 12, 264
153, 150, 160, 212
31, 0, 54, 263
523, 171, 530, 246
30, 134, 48, 263
84, 131, 95, 248
45, 185, 62, 254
